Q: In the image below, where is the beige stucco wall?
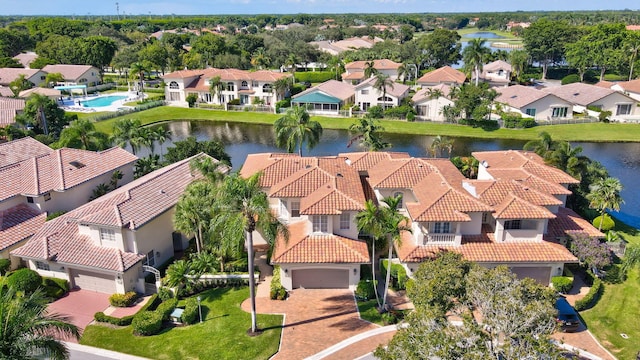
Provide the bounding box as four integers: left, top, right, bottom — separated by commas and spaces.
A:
131, 209, 176, 268
500, 95, 574, 121
0, 195, 24, 212
414, 97, 455, 122
332, 211, 359, 239
355, 84, 406, 108
589, 92, 639, 121
459, 212, 483, 235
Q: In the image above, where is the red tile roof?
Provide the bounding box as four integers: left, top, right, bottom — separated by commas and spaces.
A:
494, 194, 556, 220
344, 59, 402, 71
163, 68, 292, 83
545, 207, 604, 239
417, 66, 466, 85
0, 204, 46, 251
472, 150, 579, 185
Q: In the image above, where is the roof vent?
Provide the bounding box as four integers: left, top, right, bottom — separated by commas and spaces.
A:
159, 189, 166, 194
345, 159, 352, 166
305, 164, 312, 169
336, 173, 343, 177
69, 161, 85, 169
481, 160, 489, 168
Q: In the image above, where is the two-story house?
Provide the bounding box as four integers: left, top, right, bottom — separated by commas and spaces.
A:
162, 68, 292, 107
342, 59, 403, 85
12, 154, 223, 294
240, 153, 370, 290
417, 66, 466, 87
0, 137, 138, 268
354, 77, 410, 111
473, 60, 512, 87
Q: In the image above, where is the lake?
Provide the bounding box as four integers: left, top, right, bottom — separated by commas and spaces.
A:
146, 120, 640, 226
463, 31, 505, 39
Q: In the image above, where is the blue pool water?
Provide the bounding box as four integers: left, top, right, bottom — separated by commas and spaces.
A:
81, 95, 127, 107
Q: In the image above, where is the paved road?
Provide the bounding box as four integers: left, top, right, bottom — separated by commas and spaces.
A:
69, 348, 116, 360
65, 342, 149, 360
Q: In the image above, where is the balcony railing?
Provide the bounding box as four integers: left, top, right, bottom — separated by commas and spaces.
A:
424, 233, 456, 245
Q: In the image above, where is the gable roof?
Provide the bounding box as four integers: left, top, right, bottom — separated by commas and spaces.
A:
339, 152, 410, 172
11, 154, 216, 272
417, 66, 466, 85
12, 52, 38, 68
19, 87, 61, 98
163, 68, 291, 84
344, 59, 402, 71
542, 82, 620, 106
0, 204, 46, 252
41, 65, 96, 81
483, 60, 512, 72
615, 78, 640, 94
354, 77, 410, 98
472, 150, 579, 185
293, 80, 354, 102
0, 97, 26, 126
0, 68, 42, 85
496, 85, 566, 109
0, 87, 13, 97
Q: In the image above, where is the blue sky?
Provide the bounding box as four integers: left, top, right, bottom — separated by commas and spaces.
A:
0, 0, 637, 16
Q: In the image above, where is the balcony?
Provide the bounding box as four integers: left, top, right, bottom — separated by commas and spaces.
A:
423, 233, 456, 245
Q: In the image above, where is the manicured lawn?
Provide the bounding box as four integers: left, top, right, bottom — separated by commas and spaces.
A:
92, 106, 640, 143
80, 287, 283, 360
356, 299, 384, 325
67, 111, 110, 119
457, 27, 520, 39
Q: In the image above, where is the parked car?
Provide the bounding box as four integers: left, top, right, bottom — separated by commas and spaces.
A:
555, 296, 580, 332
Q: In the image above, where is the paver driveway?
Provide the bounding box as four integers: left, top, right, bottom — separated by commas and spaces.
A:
241, 289, 378, 360
47, 289, 111, 338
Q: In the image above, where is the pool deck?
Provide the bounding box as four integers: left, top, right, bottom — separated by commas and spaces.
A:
59, 92, 142, 112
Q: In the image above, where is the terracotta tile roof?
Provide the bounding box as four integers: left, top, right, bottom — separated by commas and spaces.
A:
0, 204, 46, 251
241, 153, 316, 188
0, 97, 25, 111
616, 78, 640, 94
542, 82, 619, 106
412, 84, 453, 103
293, 80, 355, 101
354, 77, 410, 98
12, 52, 38, 68
19, 87, 62, 98
339, 152, 410, 172
482, 60, 512, 72
41, 65, 95, 81
495, 85, 562, 109
0, 68, 41, 85
494, 194, 556, 220
0, 137, 51, 167
417, 66, 466, 85
344, 59, 402, 71
486, 169, 572, 196
469, 179, 562, 208
342, 71, 365, 80
163, 67, 291, 83
367, 157, 436, 188
11, 154, 216, 272
594, 80, 614, 89
545, 207, 604, 239
271, 220, 369, 264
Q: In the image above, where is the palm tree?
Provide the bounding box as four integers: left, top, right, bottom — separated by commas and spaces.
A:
152, 126, 172, 160
164, 259, 200, 295
208, 76, 223, 104
274, 106, 323, 156
397, 63, 409, 84
430, 135, 454, 158
625, 32, 640, 81
134, 155, 162, 178
210, 173, 287, 333
273, 77, 292, 102
508, 49, 529, 83
89, 183, 111, 201
129, 62, 149, 95
285, 54, 299, 83
174, 180, 217, 254
587, 177, 625, 231
57, 119, 110, 151
110, 118, 143, 155
364, 60, 378, 78
250, 48, 271, 70
355, 200, 386, 308
427, 87, 445, 120
28, 94, 51, 135
348, 116, 391, 151
373, 74, 394, 110
0, 286, 79, 359
109, 170, 123, 190
463, 38, 490, 86
547, 141, 588, 180
523, 131, 557, 158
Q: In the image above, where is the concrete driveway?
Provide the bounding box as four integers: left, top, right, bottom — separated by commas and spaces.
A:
241, 289, 378, 360
47, 289, 111, 337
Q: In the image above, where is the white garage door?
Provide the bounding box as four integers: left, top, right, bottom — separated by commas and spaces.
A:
510, 267, 551, 285
292, 269, 349, 289
72, 269, 117, 293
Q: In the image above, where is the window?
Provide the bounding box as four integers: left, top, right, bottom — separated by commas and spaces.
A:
617, 104, 632, 116
43, 192, 51, 202
504, 220, 522, 230
27, 197, 34, 203
241, 81, 248, 88
144, 250, 156, 267
312, 215, 328, 233
361, 89, 369, 95
291, 201, 300, 217
252, 81, 259, 88
340, 212, 350, 229
433, 222, 451, 233
525, 108, 536, 117
226, 82, 235, 91
169, 81, 179, 89
36, 261, 50, 271
393, 192, 403, 208
482, 212, 489, 223
169, 92, 180, 101
362, 102, 371, 111
551, 107, 568, 118
262, 84, 272, 93
100, 228, 116, 242
279, 200, 287, 217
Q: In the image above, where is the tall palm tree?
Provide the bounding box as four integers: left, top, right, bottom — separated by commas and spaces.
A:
57, 119, 110, 151
273, 77, 292, 102
547, 141, 588, 180
152, 126, 172, 160
626, 31, 640, 81
463, 38, 490, 86
274, 106, 323, 156
28, 94, 51, 135
355, 200, 386, 308
430, 135, 454, 158
250, 48, 271, 70
285, 54, 298, 83
0, 286, 79, 360
174, 181, 217, 254
134, 155, 162, 178
523, 131, 557, 158
110, 118, 143, 155
508, 49, 529, 83
427, 87, 445, 120
129, 62, 149, 95
348, 116, 391, 151
587, 177, 625, 231
373, 74, 394, 110
364, 60, 378, 78
210, 173, 287, 333
208, 76, 223, 104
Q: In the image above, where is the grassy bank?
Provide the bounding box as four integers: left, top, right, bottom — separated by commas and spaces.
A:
92, 106, 640, 143
457, 27, 519, 39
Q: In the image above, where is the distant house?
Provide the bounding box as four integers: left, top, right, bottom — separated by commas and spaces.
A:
0, 97, 26, 127
543, 82, 640, 122
495, 85, 574, 121
12, 154, 222, 294
310, 36, 383, 56
473, 60, 512, 87
342, 59, 403, 84
417, 66, 466, 87
506, 21, 531, 30
291, 80, 355, 115
162, 68, 292, 108
41, 64, 101, 87
0, 68, 47, 87
610, 79, 640, 102
12, 52, 38, 68
354, 77, 410, 111
18, 87, 62, 100
0, 137, 137, 268
412, 84, 455, 122
0, 87, 12, 97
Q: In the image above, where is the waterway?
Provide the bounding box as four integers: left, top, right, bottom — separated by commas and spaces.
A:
144, 120, 640, 225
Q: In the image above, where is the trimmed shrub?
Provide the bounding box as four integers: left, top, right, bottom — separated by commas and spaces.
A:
575, 278, 603, 311
592, 214, 615, 232
156, 298, 178, 320
94, 294, 159, 326
0, 259, 10, 275
7, 268, 42, 294
294, 71, 334, 83
561, 74, 580, 85
406, 112, 415, 122
603, 264, 623, 284
228, 99, 241, 105
368, 106, 384, 119
275, 99, 291, 112
181, 297, 199, 325
384, 105, 415, 119
551, 276, 573, 293
132, 311, 163, 336
270, 266, 288, 300
157, 287, 174, 301
186, 94, 198, 108
42, 277, 69, 299
109, 291, 138, 307
355, 280, 376, 300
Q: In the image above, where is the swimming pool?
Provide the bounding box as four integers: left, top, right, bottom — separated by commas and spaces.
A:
81, 95, 127, 107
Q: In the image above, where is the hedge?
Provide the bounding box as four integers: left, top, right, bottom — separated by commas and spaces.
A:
181, 297, 199, 325
270, 266, 287, 300
156, 298, 178, 320
575, 278, 603, 311
561, 74, 580, 85
592, 214, 615, 231
109, 291, 138, 307
132, 310, 163, 336
294, 71, 334, 83
551, 276, 573, 293
42, 277, 70, 299
355, 279, 377, 301
381, 260, 408, 290
0, 259, 10, 275
7, 268, 42, 294
94, 294, 159, 326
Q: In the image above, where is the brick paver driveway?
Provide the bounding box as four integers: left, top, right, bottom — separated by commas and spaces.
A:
47, 289, 111, 336
241, 289, 378, 360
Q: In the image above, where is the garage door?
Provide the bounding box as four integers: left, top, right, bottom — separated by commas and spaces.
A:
292, 269, 349, 289
71, 269, 116, 293
510, 267, 551, 285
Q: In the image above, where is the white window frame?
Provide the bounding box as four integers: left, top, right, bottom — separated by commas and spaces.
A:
291, 201, 300, 218
616, 103, 632, 116
340, 212, 350, 230
100, 228, 116, 242
312, 215, 328, 233
226, 82, 235, 91
36, 261, 50, 271
144, 250, 156, 267
432, 222, 451, 234
504, 220, 522, 230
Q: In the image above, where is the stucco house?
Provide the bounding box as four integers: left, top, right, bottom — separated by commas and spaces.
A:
41, 65, 102, 88
0, 68, 47, 87
473, 60, 512, 87
0, 137, 137, 268
291, 80, 355, 115
12, 154, 222, 294
543, 82, 640, 122
609, 79, 640, 102
162, 68, 292, 107
354, 77, 410, 111
342, 59, 403, 84
417, 66, 466, 87
310, 36, 383, 56
412, 84, 455, 122
0, 97, 26, 127
495, 85, 575, 121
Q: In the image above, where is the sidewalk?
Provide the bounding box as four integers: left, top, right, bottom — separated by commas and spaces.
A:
66, 342, 150, 360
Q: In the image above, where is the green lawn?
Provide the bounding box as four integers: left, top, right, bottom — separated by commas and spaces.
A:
67, 111, 110, 119
80, 287, 283, 360
356, 299, 384, 325
92, 106, 640, 143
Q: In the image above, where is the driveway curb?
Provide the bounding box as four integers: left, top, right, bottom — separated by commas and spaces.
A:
306, 323, 408, 360
65, 342, 150, 360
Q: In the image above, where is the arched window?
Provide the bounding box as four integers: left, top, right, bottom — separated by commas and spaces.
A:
226, 82, 235, 91
241, 81, 248, 88
169, 81, 179, 89
393, 191, 403, 208
262, 84, 272, 93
